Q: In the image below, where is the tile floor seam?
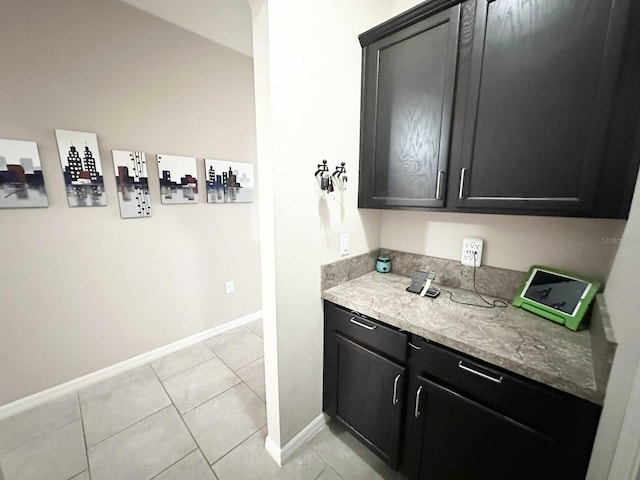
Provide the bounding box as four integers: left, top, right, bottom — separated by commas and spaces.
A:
209, 422, 268, 468
85, 404, 173, 450
173, 380, 242, 416
236, 377, 264, 404
0, 413, 81, 458
313, 449, 340, 476
150, 365, 219, 479
202, 344, 259, 379
152, 353, 218, 382
76, 392, 92, 480
148, 447, 198, 479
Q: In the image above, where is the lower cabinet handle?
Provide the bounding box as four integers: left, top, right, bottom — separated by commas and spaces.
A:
458, 360, 503, 384
414, 385, 423, 418
349, 317, 377, 331
392, 374, 401, 405
458, 167, 467, 199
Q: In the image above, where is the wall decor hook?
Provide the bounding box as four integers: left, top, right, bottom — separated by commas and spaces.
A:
315, 159, 331, 191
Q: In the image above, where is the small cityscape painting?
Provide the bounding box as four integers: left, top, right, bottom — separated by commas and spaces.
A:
112, 150, 151, 219
205, 159, 255, 203
157, 154, 199, 204
0, 139, 48, 208
55, 129, 106, 207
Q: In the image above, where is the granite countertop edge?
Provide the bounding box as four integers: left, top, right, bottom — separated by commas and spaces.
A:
322, 272, 604, 405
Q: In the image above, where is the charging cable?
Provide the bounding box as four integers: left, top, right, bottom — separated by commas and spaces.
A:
440, 251, 508, 309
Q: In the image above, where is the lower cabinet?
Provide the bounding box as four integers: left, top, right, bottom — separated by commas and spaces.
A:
411, 375, 555, 480
323, 301, 408, 468
334, 335, 405, 466
323, 302, 601, 480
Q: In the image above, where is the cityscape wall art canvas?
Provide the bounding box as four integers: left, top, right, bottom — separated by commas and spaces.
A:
157, 154, 199, 204
112, 150, 151, 219
205, 159, 255, 203
0, 139, 48, 208
55, 129, 107, 207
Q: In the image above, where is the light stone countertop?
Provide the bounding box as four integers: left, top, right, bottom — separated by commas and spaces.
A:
322, 271, 603, 404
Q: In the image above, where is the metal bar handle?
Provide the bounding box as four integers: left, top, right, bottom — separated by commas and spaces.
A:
414, 385, 423, 418
408, 342, 422, 350
458, 167, 467, 199
435, 170, 445, 200
458, 361, 503, 384
392, 374, 401, 405
349, 317, 377, 331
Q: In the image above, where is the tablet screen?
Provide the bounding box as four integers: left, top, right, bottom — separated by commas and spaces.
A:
522, 269, 590, 316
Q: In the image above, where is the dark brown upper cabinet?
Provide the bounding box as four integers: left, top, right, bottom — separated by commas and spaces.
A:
358, 0, 640, 218
359, 5, 461, 208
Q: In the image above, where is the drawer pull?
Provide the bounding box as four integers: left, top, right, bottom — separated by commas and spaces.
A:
458, 167, 467, 199
458, 360, 503, 384
392, 374, 401, 405
408, 342, 421, 350
349, 317, 377, 331
414, 385, 423, 418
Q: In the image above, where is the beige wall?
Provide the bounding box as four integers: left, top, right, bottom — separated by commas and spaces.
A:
381, 210, 625, 279
0, 0, 261, 406
250, 0, 386, 447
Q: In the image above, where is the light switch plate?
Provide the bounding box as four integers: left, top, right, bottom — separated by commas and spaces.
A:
340, 233, 350, 256
461, 237, 484, 267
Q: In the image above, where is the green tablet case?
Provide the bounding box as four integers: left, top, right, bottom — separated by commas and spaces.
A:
513, 265, 600, 331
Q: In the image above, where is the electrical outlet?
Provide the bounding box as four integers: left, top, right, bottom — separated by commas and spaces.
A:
225, 281, 235, 294
461, 237, 484, 267
340, 233, 350, 256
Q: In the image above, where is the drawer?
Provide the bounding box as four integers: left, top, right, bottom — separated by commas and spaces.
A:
325, 301, 407, 363
414, 338, 566, 434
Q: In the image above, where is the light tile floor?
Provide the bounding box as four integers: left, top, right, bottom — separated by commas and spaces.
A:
0, 320, 400, 480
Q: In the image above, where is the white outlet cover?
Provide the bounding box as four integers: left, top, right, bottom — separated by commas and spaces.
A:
225, 281, 235, 294
461, 237, 484, 267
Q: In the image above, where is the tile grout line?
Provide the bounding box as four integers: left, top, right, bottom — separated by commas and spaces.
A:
207, 422, 268, 468
148, 447, 198, 479
150, 365, 219, 479
85, 403, 173, 449
76, 392, 92, 480
0, 404, 82, 457
205, 349, 266, 406
177, 380, 243, 416
152, 349, 218, 383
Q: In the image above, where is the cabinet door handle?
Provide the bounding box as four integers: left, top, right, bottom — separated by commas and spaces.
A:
458, 168, 467, 199
414, 385, 423, 418
392, 374, 401, 405
458, 360, 503, 384
349, 317, 377, 331
435, 170, 445, 200
408, 342, 421, 350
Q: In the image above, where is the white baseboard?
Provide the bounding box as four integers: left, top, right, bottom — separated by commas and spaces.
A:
265, 413, 328, 466
0, 311, 262, 421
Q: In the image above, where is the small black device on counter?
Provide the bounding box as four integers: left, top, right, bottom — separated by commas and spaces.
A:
407, 271, 440, 297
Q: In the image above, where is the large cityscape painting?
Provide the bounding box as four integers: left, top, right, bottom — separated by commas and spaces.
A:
157, 154, 199, 204
205, 159, 255, 203
55, 129, 107, 207
0, 138, 48, 208
112, 150, 151, 219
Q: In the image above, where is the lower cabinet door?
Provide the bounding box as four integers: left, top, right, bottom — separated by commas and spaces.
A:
415, 376, 556, 480
335, 334, 405, 467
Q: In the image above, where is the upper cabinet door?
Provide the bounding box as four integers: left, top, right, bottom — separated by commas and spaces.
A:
359, 6, 461, 209
452, 0, 617, 213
